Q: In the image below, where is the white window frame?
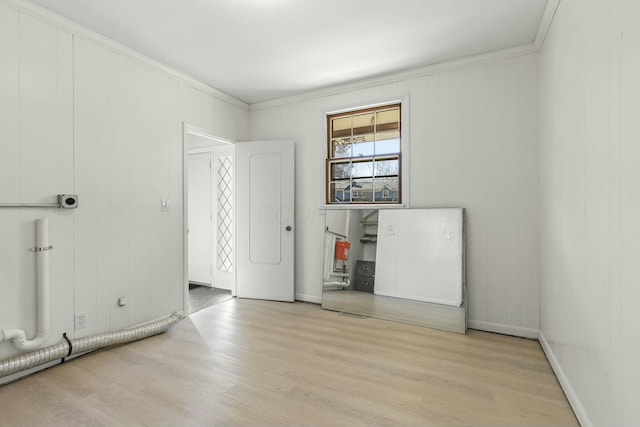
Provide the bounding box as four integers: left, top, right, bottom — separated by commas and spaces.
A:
323, 94, 410, 209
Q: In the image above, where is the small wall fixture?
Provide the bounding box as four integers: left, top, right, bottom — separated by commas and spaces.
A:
0, 194, 78, 209
57, 194, 78, 209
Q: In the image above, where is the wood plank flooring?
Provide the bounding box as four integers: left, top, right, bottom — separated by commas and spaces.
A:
0, 299, 578, 427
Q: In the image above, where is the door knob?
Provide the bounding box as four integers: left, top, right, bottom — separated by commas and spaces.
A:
285, 225, 292, 231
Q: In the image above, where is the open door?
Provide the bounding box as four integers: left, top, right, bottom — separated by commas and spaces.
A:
187, 152, 213, 286
236, 140, 294, 301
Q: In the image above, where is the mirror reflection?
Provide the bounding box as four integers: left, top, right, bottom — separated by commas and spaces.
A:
321, 208, 466, 333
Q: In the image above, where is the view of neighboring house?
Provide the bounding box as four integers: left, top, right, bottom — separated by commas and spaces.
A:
335, 182, 398, 203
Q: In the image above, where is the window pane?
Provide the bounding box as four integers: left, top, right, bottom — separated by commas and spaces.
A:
375, 128, 400, 155
352, 137, 375, 157
351, 161, 374, 178
331, 138, 352, 158
374, 159, 399, 177
375, 138, 400, 155
373, 178, 399, 202
338, 134, 399, 157
376, 108, 399, 130
329, 181, 351, 203
331, 116, 351, 138
331, 161, 376, 179
352, 112, 375, 136
349, 179, 373, 202
330, 162, 351, 180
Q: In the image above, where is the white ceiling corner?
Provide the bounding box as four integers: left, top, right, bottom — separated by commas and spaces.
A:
24, 0, 550, 104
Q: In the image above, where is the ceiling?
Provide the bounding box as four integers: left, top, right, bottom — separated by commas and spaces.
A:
27, 0, 548, 104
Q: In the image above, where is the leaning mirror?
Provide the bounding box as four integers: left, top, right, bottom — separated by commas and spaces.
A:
321, 208, 466, 333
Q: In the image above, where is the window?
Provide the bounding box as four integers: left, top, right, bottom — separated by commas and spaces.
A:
326, 103, 402, 205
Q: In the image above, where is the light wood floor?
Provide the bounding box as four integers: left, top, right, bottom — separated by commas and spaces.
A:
0, 299, 578, 427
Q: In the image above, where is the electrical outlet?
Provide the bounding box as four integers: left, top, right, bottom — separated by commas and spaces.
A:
74, 312, 87, 330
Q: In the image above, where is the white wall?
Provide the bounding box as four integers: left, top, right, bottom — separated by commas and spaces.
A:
539, 0, 640, 425
251, 53, 540, 336
0, 1, 249, 372
0, 6, 74, 362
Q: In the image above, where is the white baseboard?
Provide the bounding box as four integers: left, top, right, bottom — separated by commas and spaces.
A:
295, 293, 322, 304
539, 331, 591, 427
468, 320, 539, 339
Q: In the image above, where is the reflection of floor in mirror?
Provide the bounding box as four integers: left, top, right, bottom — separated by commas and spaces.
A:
322, 289, 465, 333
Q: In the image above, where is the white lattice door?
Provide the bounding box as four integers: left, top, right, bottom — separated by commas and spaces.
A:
212, 144, 235, 291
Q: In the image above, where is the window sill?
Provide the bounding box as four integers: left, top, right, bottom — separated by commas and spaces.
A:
320, 204, 409, 211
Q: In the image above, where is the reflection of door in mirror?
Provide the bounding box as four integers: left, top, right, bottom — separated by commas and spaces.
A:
322, 208, 466, 334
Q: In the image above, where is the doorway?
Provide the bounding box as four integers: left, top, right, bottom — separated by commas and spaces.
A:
184, 126, 235, 314
182, 130, 296, 314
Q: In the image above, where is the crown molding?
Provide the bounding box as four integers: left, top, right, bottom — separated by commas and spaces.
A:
2, 0, 561, 113
0, 0, 249, 110
250, 43, 539, 112
534, 0, 562, 50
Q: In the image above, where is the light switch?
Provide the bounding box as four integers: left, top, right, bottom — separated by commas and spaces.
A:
161, 199, 170, 212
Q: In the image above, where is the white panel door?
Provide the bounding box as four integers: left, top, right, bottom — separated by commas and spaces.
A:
188, 152, 213, 285
236, 140, 294, 301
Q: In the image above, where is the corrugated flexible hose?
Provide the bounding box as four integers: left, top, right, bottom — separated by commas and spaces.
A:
0, 312, 182, 378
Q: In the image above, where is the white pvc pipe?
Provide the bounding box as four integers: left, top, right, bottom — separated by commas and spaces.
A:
0, 219, 50, 351
323, 234, 350, 281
